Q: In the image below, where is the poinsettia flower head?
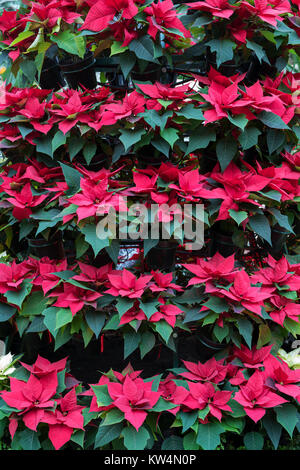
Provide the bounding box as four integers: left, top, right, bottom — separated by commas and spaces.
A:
187, 0, 235, 18
5, 182, 48, 220
263, 355, 300, 400
251, 255, 300, 291
1, 372, 58, 436
183, 252, 237, 286
186, 381, 232, 421
106, 269, 152, 298
180, 358, 228, 384
80, 0, 138, 32
158, 374, 190, 414
32, 259, 68, 294
220, 270, 275, 316
144, 0, 191, 40
20, 355, 67, 378
149, 299, 183, 328
47, 284, 102, 316
45, 388, 85, 450
233, 369, 288, 422
240, 0, 291, 26
148, 271, 183, 292
0, 260, 32, 294
232, 344, 273, 369
73, 262, 113, 287
107, 374, 160, 430
268, 295, 300, 326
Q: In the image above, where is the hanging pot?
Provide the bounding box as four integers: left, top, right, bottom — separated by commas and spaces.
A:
131, 63, 162, 83
210, 223, 241, 257
145, 240, 178, 271
136, 145, 169, 169
74, 152, 112, 171
196, 331, 228, 362
59, 51, 97, 90
106, 70, 129, 93
39, 57, 65, 91
28, 232, 65, 260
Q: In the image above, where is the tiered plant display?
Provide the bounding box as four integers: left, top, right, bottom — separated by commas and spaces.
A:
0, 0, 299, 451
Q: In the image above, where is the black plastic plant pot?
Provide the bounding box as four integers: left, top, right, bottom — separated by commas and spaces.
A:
75, 152, 112, 172
59, 51, 97, 90
39, 57, 65, 91
28, 233, 65, 260
136, 145, 169, 169
209, 226, 240, 257
131, 64, 161, 83
196, 333, 228, 362
146, 240, 178, 271
106, 71, 129, 92
268, 225, 290, 258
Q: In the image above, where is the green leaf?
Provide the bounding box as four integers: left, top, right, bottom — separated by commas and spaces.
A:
216, 137, 237, 172
161, 436, 183, 450
227, 113, 248, 131
10, 31, 35, 47
102, 409, 124, 427
85, 311, 106, 339
207, 39, 236, 67
119, 51, 136, 79
249, 214, 272, 245
246, 40, 270, 64
120, 129, 146, 152
276, 404, 298, 438
51, 31, 85, 58
269, 208, 294, 234
244, 432, 264, 450
124, 330, 141, 359
52, 131, 67, 154
155, 320, 173, 344
140, 331, 156, 358
262, 414, 282, 450
239, 127, 261, 150
186, 128, 216, 154
228, 210, 248, 226
122, 426, 150, 450
18, 429, 41, 451
196, 422, 223, 450
4, 282, 32, 309
0, 302, 16, 322
20, 291, 49, 317
34, 136, 53, 157
139, 301, 160, 320
160, 128, 179, 148
259, 111, 289, 130
60, 162, 82, 196
151, 397, 178, 412
203, 297, 229, 314
183, 432, 200, 450
179, 411, 198, 433
237, 318, 253, 349
178, 104, 204, 121
105, 239, 120, 265
116, 298, 134, 317
82, 224, 110, 257
128, 37, 158, 63
91, 384, 113, 407
55, 308, 73, 330
140, 109, 172, 132
94, 423, 124, 449
267, 129, 285, 154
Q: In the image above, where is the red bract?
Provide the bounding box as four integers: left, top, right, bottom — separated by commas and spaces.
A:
32, 259, 68, 294
263, 355, 300, 400
180, 358, 228, 384
67, 178, 126, 223
149, 301, 183, 328
148, 271, 183, 292
106, 269, 152, 298
169, 169, 206, 202
1, 372, 58, 436
187, 0, 235, 18
20, 355, 67, 378
268, 295, 300, 326
18, 97, 52, 134
0, 260, 32, 293
186, 382, 232, 421
49, 91, 92, 134
241, 0, 291, 26
48, 284, 102, 316
137, 82, 190, 111
4, 182, 48, 220
99, 91, 146, 128
233, 370, 288, 422
144, 0, 190, 40
107, 375, 160, 430
73, 262, 113, 287
158, 374, 190, 415
183, 252, 237, 286
220, 270, 275, 315
80, 0, 138, 32
232, 344, 273, 369
251, 255, 300, 292
0, 9, 17, 34
45, 388, 85, 451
